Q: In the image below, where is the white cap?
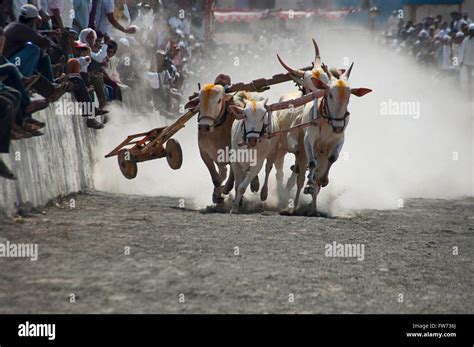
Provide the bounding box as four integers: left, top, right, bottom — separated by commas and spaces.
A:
469, 23, 474, 30
20, 4, 41, 20
456, 31, 465, 38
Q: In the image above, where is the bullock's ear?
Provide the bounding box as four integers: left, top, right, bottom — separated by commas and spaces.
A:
311, 77, 329, 91
351, 88, 372, 97
228, 105, 245, 120
225, 93, 234, 102
185, 97, 200, 109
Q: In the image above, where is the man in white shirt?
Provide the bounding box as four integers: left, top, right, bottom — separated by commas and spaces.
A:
72, 0, 91, 32
38, 0, 65, 30
93, 0, 135, 37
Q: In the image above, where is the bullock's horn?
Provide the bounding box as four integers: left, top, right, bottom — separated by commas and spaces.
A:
312, 38, 321, 66
277, 54, 305, 78
341, 62, 354, 80
321, 63, 332, 79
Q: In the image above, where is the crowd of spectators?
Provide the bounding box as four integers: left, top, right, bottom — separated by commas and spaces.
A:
0, 0, 206, 180
384, 10, 474, 95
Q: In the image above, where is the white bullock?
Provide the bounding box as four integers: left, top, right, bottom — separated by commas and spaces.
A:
229, 99, 276, 213
273, 39, 333, 197
277, 53, 372, 216
228, 91, 323, 213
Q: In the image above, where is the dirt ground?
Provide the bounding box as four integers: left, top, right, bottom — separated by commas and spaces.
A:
0, 191, 472, 314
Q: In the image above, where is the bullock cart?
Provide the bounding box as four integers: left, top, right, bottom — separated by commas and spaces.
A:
105, 64, 313, 179
104, 108, 198, 179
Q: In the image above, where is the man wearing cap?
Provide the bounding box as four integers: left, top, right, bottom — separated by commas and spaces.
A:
3, 4, 54, 78
461, 23, 474, 99
2, 4, 71, 100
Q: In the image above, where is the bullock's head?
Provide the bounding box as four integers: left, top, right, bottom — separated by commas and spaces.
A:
309, 64, 372, 133
277, 39, 332, 94
277, 40, 372, 133
229, 99, 269, 148
185, 83, 232, 133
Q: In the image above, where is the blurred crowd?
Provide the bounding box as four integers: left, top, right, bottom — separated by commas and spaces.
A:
0, 0, 207, 180
383, 10, 474, 95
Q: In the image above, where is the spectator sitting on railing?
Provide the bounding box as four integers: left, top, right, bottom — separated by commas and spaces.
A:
0, 26, 50, 136
65, 57, 106, 129
2, 4, 70, 100
0, 96, 17, 180
78, 28, 110, 111
73, 39, 109, 115
0, 62, 50, 135
3, 5, 55, 80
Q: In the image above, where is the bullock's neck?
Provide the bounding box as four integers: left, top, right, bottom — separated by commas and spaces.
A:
209, 104, 235, 136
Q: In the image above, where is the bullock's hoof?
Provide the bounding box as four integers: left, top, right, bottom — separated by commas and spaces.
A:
260, 186, 268, 201
303, 186, 314, 195
279, 208, 295, 216
212, 195, 224, 204
230, 205, 240, 214
306, 210, 319, 217
290, 165, 299, 174
250, 176, 260, 192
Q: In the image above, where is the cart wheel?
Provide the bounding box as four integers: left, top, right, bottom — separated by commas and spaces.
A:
118, 149, 138, 179
166, 139, 183, 170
